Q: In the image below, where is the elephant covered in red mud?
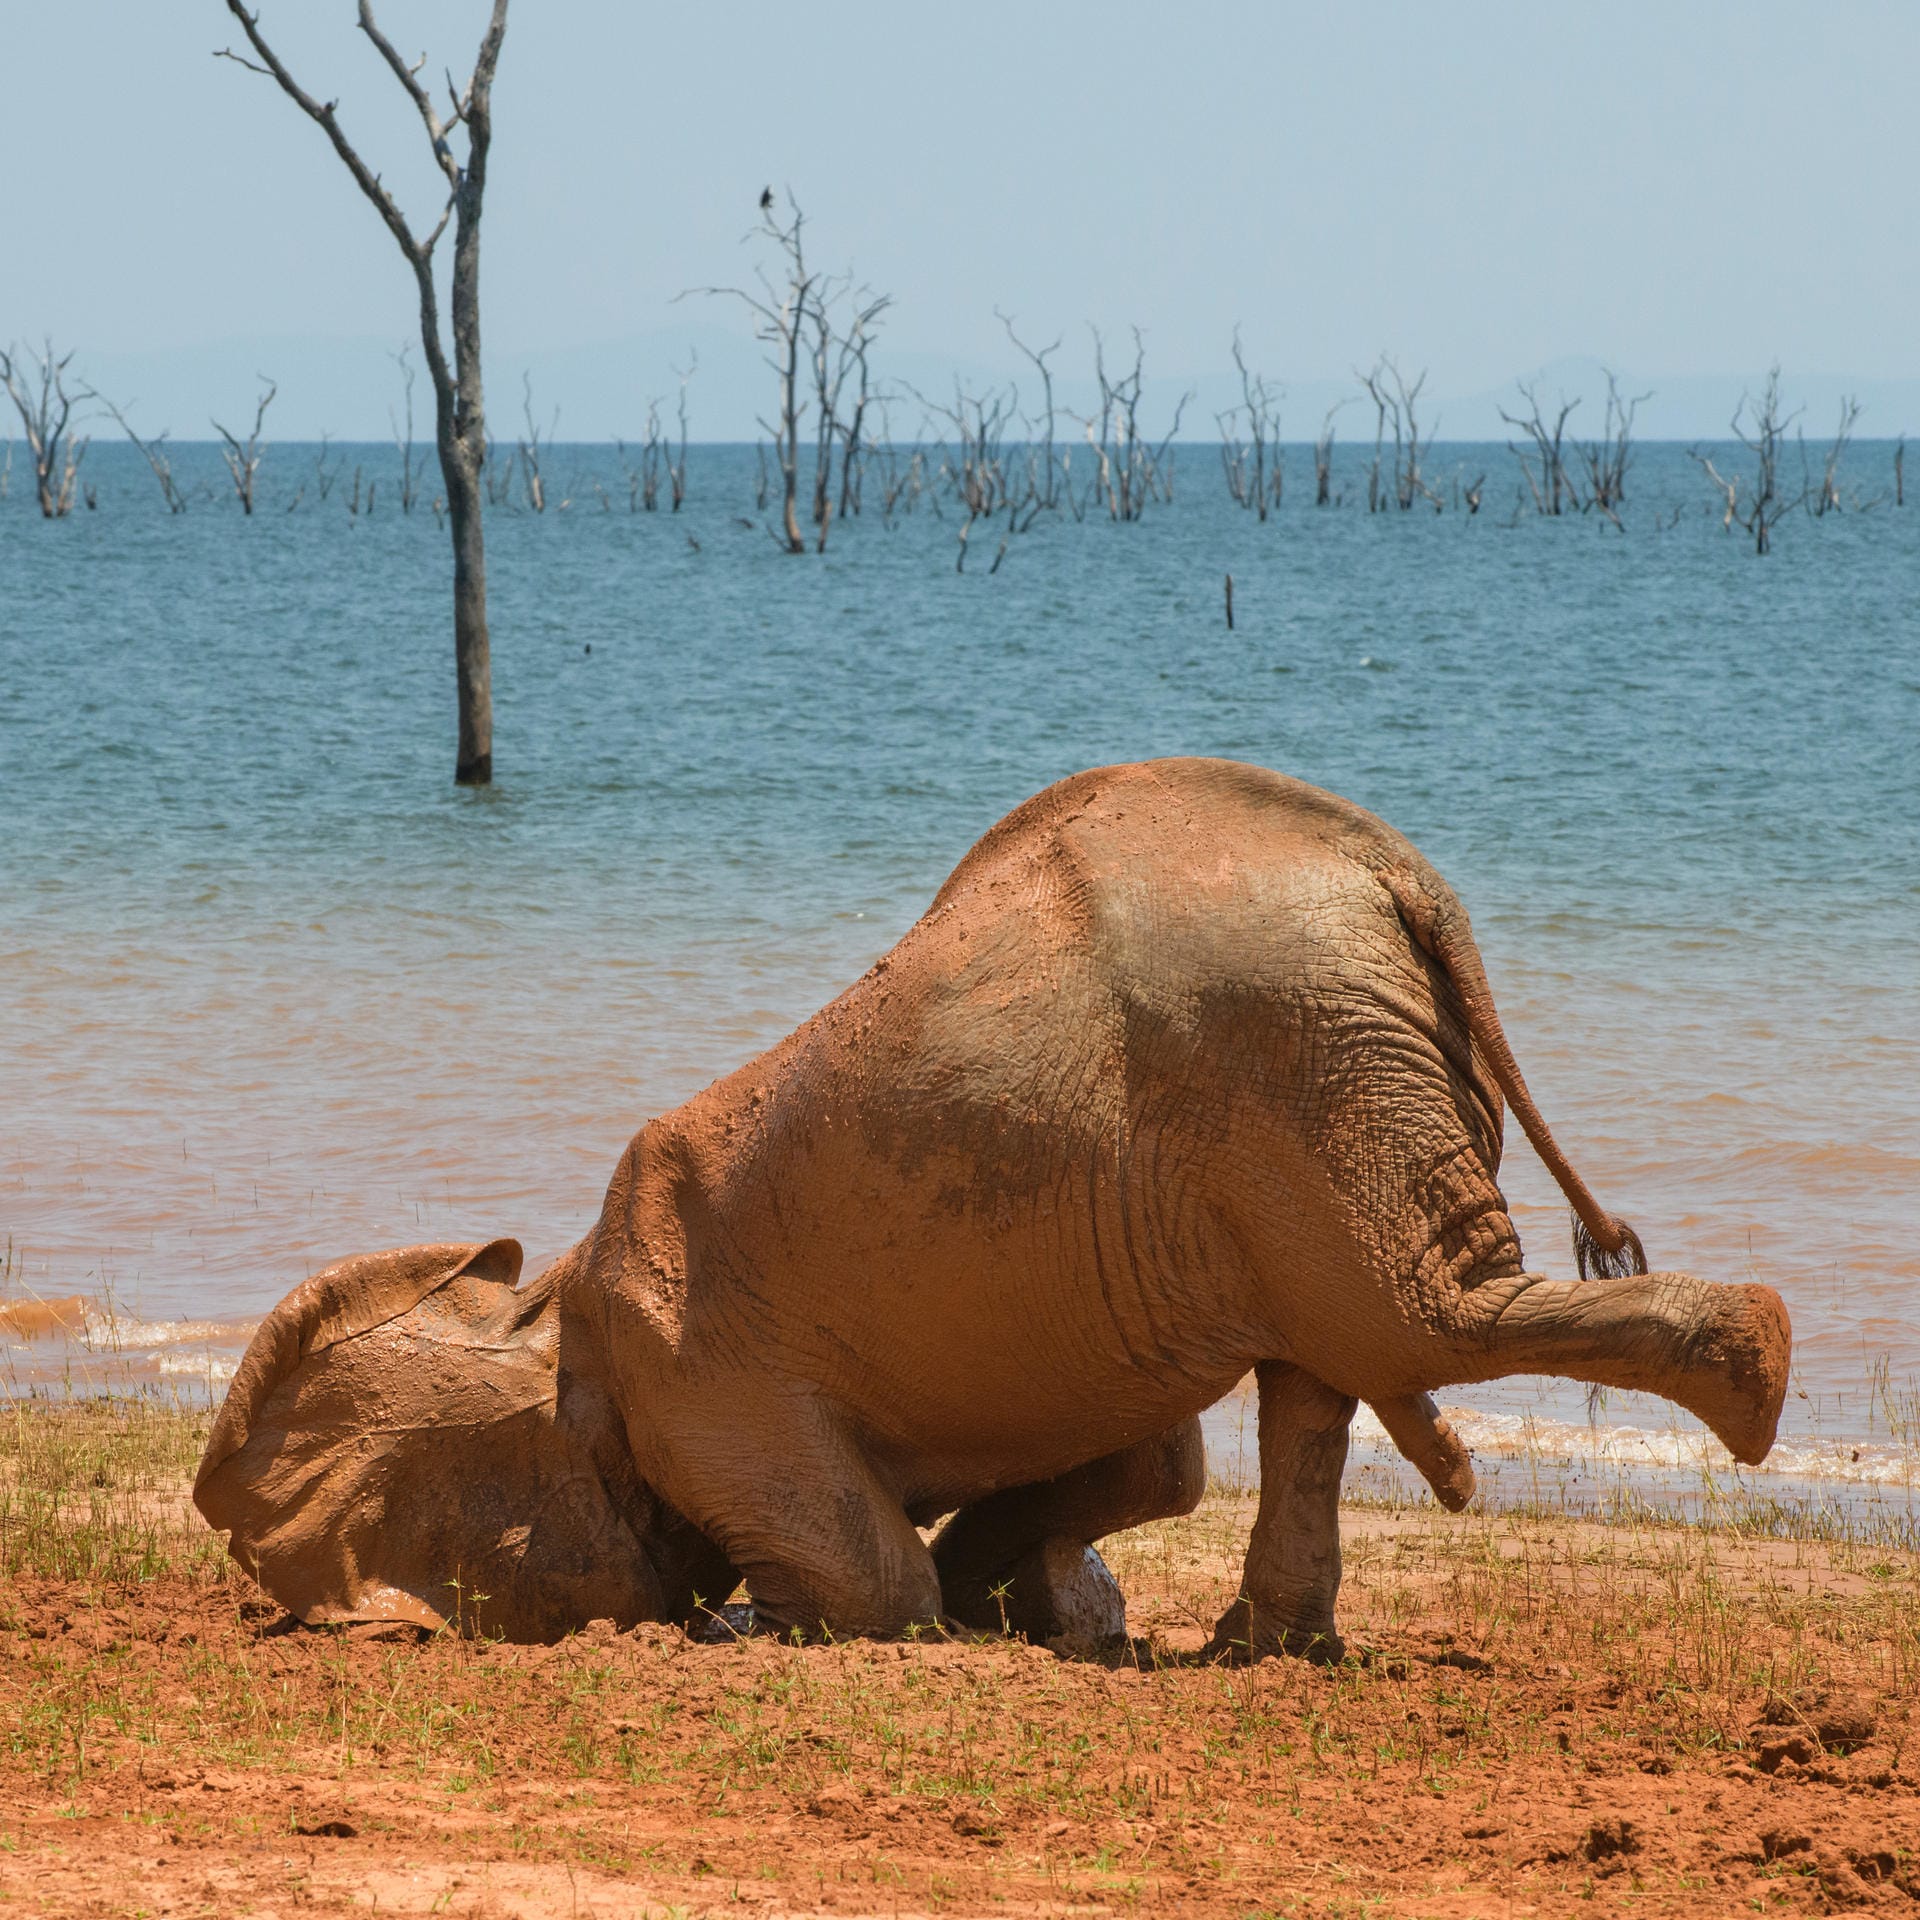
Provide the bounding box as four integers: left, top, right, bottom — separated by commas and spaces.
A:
197, 759, 1789, 1657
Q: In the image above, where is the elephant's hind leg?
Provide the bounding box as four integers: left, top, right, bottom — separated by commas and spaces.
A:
932, 1419, 1205, 1646
1207, 1362, 1354, 1664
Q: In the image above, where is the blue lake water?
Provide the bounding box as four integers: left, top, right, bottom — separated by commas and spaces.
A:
3, 438, 1917, 1503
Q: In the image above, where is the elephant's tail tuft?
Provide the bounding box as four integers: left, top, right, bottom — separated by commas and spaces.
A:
1573, 1210, 1648, 1281
1378, 860, 1649, 1282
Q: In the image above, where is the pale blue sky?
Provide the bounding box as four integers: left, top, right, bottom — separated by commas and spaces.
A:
4, 2, 1914, 435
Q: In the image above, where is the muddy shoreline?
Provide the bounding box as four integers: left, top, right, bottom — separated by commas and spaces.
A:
2, 1402, 1916, 1915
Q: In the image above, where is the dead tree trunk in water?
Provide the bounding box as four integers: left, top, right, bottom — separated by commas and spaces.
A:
517, 375, 551, 513
213, 378, 276, 514
90, 390, 187, 512
693, 197, 809, 552
1217, 331, 1278, 519
1314, 402, 1343, 505
0, 341, 89, 517
999, 311, 1063, 510
1086, 327, 1188, 522
1359, 358, 1430, 510
1577, 370, 1648, 525
391, 343, 418, 512
1808, 395, 1860, 516
1500, 381, 1578, 516
1690, 366, 1804, 555
219, 0, 510, 786
669, 354, 694, 510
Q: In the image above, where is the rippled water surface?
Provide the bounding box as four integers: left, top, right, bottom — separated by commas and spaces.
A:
4, 440, 1917, 1487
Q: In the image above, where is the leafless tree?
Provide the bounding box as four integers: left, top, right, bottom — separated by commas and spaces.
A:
998, 310, 1064, 510
1313, 402, 1344, 506
693, 194, 887, 554
869, 405, 929, 527
218, 0, 511, 785
390, 342, 418, 512
823, 294, 886, 530
911, 378, 1034, 571
1500, 381, 1580, 516
668, 354, 694, 510
1576, 371, 1648, 525
0, 340, 90, 517
730, 196, 813, 551
89, 390, 187, 513
1084, 327, 1188, 522
1690, 366, 1804, 555
482, 431, 515, 507
513, 374, 554, 512
1805, 394, 1860, 517
1359, 357, 1431, 510
638, 400, 664, 509
213, 378, 276, 514
1217, 331, 1280, 519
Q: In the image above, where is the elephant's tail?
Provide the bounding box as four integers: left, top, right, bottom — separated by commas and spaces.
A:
1378, 863, 1648, 1281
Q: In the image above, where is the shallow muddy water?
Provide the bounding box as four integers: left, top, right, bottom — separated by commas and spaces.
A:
4, 439, 1917, 1503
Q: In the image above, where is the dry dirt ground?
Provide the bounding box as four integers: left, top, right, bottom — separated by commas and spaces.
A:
2, 1411, 1918, 1918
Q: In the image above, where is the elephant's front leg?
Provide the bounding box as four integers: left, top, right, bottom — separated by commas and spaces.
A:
1208, 1361, 1355, 1662
646, 1388, 945, 1641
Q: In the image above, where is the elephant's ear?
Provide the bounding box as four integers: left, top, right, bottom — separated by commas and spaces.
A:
194, 1241, 666, 1641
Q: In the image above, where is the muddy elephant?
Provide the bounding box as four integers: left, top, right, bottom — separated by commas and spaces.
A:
197, 758, 1790, 1658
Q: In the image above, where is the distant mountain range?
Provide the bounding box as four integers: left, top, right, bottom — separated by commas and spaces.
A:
62, 325, 1919, 446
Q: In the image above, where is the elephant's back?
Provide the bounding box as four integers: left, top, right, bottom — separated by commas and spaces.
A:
910, 757, 1429, 1014
926, 757, 1414, 926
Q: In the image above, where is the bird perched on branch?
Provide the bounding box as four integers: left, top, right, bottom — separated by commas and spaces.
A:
759, 186, 774, 212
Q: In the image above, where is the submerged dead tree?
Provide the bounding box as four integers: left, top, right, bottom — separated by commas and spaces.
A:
219, 0, 511, 785
1217, 331, 1280, 519
668, 355, 694, 510
1689, 366, 1804, 555
1806, 395, 1861, 517
693, 194, 889, 554
0, 340, 90, 518
91, 390, 187, 512
1313, 402, 1344, 505
390, 343, 418, 513
1086, 327, 1188, 522
999, 311, 1064, 511
516, 374, 553, 512
1500, 382, 1579, 516
1359, 357, 1430, 510
212, 378, 276, 514
1577, 371, 1648, 524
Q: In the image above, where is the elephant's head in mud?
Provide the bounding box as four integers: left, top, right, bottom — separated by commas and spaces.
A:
197, 758, 1792, 1657
195, 1240, 729, 1641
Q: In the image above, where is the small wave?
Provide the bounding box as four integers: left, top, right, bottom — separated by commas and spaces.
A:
1414, 1404, 1920, 1490
0, 1293, 256, 1364
156, 1353, 239, 1384
73, 1308, 258, 1353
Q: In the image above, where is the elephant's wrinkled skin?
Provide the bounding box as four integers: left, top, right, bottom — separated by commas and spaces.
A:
198, 759, 1791, 1656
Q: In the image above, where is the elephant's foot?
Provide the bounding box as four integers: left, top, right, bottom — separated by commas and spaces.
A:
943, 1535, 1128, 1651
1205, 1595, 1345, 1665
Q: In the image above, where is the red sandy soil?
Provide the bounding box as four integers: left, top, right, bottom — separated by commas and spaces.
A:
3, 1497, 1916, 1917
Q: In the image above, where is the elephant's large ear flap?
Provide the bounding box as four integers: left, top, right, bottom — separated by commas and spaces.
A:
194, 1240, 666, 1642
